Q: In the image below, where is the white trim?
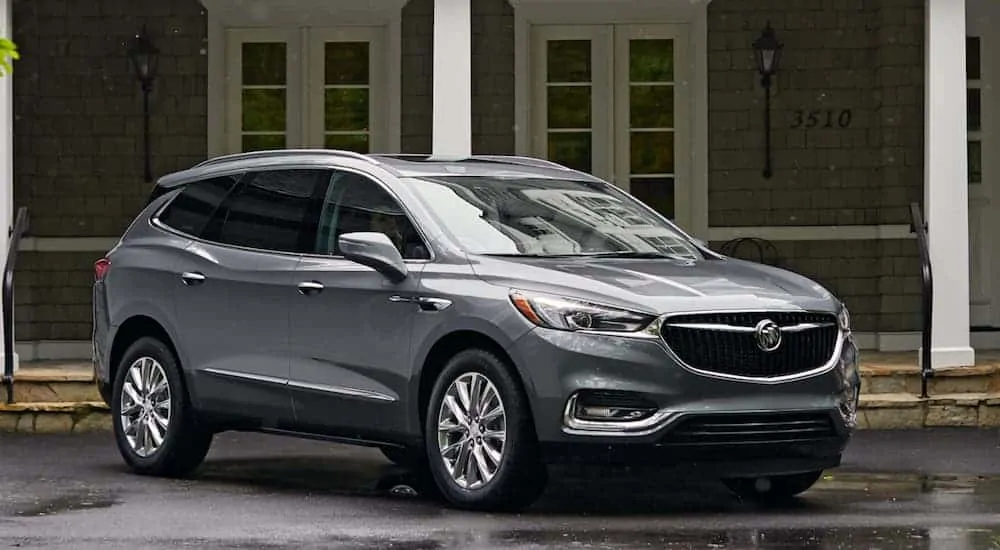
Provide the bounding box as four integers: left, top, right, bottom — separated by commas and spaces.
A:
0, 0, 13, 373
432, 0, 472, 157
707, 224, 914, 242
19, 237, 119, 253
512, 0, 709, 233
924, 0, 975, 368
15, 341, 92, 362
203, 0, 403, 156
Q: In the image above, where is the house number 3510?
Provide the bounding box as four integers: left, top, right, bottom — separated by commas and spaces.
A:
790, 109, 853, 129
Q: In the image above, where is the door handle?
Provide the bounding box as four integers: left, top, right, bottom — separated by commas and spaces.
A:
297, 281, 324, 295
180, 272, 206, 286
389, 295, 452, 312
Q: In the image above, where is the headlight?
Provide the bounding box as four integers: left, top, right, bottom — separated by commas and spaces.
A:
838, 304, 851, 332
509, 290, 655, 333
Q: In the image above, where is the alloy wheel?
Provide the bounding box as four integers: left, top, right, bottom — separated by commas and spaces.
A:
119, 356, 172, 458
436, 372, 507, 489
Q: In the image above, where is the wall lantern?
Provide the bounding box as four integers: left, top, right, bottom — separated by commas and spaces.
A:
128, 25, 160, 183
752, 22, 782, 179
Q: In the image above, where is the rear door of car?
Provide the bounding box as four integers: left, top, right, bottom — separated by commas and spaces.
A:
164, 168, 331, 427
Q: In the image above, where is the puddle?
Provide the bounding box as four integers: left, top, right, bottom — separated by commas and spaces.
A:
12, 492, 120, 517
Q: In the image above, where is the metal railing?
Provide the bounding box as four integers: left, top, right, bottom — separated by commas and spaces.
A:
3, 207, 29, 404
909, 202, 932, 398
719, 237, 782, 267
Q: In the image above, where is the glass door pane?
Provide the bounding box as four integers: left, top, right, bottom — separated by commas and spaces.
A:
545, 40, 593, 172
240, 42, 288, 151
323, 41, 372, 153
623, 37, 676, 218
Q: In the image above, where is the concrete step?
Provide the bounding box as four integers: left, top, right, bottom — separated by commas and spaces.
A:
1, 362, 101, 403
860, 364, 1000, 395
0, 401, 110, 433
859, 392, 1000, 429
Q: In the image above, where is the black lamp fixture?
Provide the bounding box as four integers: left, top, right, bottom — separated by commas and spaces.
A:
128, 25, 160, 183
752, 22, 782, 179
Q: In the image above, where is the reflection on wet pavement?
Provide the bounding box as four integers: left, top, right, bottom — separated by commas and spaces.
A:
3, 432, 1000, 549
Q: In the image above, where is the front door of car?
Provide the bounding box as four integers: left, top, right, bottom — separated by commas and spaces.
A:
288, 170, 432, 440
170, 168, 331, 427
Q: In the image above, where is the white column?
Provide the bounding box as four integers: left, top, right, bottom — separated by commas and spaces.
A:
431, 0, 471, 157
0, 0, 15, 374
924, 0, 975, 368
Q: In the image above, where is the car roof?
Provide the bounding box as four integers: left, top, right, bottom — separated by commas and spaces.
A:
154, 150, 604, 189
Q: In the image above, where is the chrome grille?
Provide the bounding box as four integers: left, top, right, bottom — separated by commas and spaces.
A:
659, 311, 839, 378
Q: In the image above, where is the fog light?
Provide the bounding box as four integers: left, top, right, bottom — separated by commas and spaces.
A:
577, 405, 653, 421
571, 390, 658, 423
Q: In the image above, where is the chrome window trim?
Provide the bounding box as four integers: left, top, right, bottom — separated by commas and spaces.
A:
149, 163, 438, 264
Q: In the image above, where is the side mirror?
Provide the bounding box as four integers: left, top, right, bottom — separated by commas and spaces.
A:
338, 232, 408, 283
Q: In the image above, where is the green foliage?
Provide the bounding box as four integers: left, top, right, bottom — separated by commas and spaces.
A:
0, 38, 18, 77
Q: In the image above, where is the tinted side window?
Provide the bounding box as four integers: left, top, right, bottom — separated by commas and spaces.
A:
316, 171, 430, 260
211, 169, 327, 253
157, 175, 240, 237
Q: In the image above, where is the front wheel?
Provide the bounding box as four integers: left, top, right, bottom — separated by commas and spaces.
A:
424, 349, 547, 512
111, 336, 213, 478
723, 470, 824, 502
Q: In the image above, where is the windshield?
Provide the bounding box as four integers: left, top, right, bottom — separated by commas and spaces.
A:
403, 175, 703, 259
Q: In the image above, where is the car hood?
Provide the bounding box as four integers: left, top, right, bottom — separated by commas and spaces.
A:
469, 254, 840, 315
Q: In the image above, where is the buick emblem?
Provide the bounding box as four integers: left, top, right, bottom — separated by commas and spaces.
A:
754, 319, 782, 352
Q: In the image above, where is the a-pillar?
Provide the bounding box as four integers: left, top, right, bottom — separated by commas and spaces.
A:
431, 0, 471, 157
924, 0, 975, 368
0, 0, 15, 374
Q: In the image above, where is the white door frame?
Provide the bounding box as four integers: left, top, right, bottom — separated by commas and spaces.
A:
530, 25, 613, 180
202, 0, 404, 157
305, 27, 390, 152
967, 0, 1000, 327
512, 0, 710, 238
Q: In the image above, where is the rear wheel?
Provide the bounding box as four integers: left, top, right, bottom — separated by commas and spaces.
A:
424, 349, 547, 512
111, 336, 213, 477
723, 470, 824, 502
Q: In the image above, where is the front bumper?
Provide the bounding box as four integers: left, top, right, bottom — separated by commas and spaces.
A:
511, 325, 860, 472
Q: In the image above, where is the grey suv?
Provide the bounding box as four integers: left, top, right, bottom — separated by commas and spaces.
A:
92, 150, 860, 511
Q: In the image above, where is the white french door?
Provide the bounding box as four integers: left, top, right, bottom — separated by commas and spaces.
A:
530, 24, 691, 224
225, 27, 388, 154
966, 4, 1000, 328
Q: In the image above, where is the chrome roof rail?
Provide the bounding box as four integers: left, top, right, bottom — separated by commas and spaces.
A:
194, 149, 379, 168
468, 155, 575, 172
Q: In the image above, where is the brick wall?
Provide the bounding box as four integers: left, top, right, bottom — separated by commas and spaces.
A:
706, 0, 925, 332
12, 0, 207, 340
472, 0, 515, 154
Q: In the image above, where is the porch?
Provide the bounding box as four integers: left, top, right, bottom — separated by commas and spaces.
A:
0, 0, 997, 369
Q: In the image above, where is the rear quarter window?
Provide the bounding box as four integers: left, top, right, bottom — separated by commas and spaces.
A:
156, 175, 241, 237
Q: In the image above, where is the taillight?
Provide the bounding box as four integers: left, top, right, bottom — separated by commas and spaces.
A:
94, 258, 111, 282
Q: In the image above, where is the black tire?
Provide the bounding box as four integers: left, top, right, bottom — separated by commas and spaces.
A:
424, 349, 547, 512
723, 470, 824, 502
111, 336, 213, 478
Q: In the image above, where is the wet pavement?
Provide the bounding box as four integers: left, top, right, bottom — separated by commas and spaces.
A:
1, 429, 999, 549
